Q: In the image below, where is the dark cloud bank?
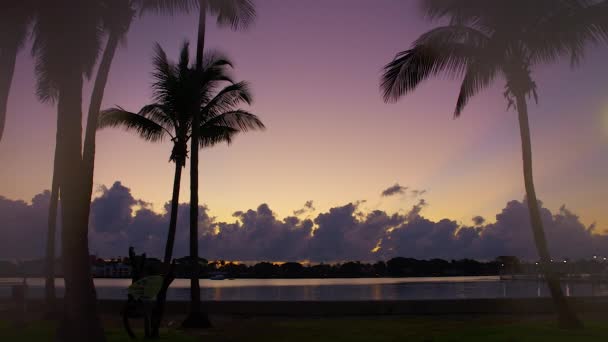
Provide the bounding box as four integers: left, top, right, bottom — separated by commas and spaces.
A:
1, 181, 607, 262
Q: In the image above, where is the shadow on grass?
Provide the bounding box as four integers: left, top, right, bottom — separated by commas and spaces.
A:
2, 317, 608, 341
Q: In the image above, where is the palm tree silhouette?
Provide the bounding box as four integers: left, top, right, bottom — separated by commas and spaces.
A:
32, 0, 106, 340
381, 0, 608, 329
99, 42, 263, 335
0, 1, 33, 142
43, 0, 136, 316
140, 0, 256, 328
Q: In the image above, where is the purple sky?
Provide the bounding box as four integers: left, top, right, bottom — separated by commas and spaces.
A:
1, 0, 608, 240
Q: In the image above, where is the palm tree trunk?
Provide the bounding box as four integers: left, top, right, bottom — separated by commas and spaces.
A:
83, 32, 120, 188
151, 159, 183, 336
515, 94, 583, 329
164, 159, 183, 264
45, 28, 120, 331
44, 148, 60, 315
183, 0, 211, 328
0, 44, 18, 142
56, 69, 105, 342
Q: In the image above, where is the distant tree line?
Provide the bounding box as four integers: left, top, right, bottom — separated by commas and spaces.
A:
3, 256, 606, 279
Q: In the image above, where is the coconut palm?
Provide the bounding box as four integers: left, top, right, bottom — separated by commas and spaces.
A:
32, 0, 106, 340
137, 0, 256, 328
381, 0, 608, 329
43, 0, 136, 315
0, 1, 33, 142
99, 42, 264, 336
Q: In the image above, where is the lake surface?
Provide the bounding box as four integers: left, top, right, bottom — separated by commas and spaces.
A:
2, 277, 607, 301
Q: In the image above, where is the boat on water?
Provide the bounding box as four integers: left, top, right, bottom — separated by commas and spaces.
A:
209, 274, 226, 280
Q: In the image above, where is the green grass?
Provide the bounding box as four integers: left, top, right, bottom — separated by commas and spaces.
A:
2, 317, 608, 341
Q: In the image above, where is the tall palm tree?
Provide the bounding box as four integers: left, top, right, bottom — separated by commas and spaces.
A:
32, 1, 107, 340
43, 0, 136, 316
139, 0, 256, 328
99, 42, 264, 336
0, 1, 33, 142
381, 0, 608, 329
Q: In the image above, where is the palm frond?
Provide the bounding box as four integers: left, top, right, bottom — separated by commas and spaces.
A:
177, 40, 191, 72
382, 25, 492, 103
421, 0, 491, 31
208, 0, 256, 30
381, 43, 475, 103
139, 103, 177, 130
32, 0, 104, 102
136, 0, 199, 15
98, 107, 170, 142
454, 60, 498, 116
202, 81, 252, 117
410, 0, 608, 113
201, 51, 235, 84
198, 125, 238, 148
414, 25, 490, 49
525, 0, 608, 66
101, 0, 136, 39
202, 109, 265, 132
151, 42, 182, 106
152, 43, 172, 84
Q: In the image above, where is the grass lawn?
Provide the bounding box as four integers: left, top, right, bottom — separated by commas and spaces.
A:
2, 316, 608, 341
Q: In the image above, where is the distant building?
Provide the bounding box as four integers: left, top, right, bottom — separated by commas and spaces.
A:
91, 256, 131, 278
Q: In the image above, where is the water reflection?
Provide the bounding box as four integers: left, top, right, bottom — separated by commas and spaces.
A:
3, 277, 606, 301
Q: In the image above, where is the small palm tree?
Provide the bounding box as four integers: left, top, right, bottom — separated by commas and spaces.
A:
137, 0, 256, 328
99, 42, 263, 335
381, 0, 608, 329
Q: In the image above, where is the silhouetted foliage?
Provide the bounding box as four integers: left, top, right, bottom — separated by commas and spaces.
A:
100, 41, 262, 335
381, 0, 608, 329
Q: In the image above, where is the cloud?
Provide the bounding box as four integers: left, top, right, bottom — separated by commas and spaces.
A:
1, 182, 607, 262
411, 189, 427, 197
201, 204, 313, 261
293, 200, 315, 216
472, 216, 486, 226
0, 191, 52, 259
90, 182, 137, 234
381, 183, 407, 197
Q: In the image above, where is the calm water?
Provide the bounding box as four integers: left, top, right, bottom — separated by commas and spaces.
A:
1, 277, 607, 301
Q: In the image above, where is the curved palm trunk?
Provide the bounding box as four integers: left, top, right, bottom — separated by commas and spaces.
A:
515, 94, 583, 329
44, 150, 59, 315
151, 159, 183, 337
0, 43, 18, 142
55, 20, 122, 342
56, 68, 105, 342
83, 32, 120, 185
183, 0, 211, 328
